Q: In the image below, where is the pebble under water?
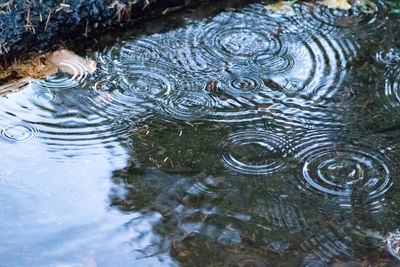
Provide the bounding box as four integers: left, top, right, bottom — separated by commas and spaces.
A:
2, 0, 400, 265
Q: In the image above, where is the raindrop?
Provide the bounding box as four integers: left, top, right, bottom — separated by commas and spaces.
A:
219, 71, 264, 96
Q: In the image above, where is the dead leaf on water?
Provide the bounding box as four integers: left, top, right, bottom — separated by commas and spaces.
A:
46, 49, 96, 76
267, 1, 296, 16
0, 49, 96, 96
321, 0, 351, 10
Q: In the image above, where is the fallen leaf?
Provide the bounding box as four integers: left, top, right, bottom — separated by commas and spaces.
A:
268, 1, 296, 16
46, 49, 97, 76
321, 0, 351, 10
0, 49, 96, 96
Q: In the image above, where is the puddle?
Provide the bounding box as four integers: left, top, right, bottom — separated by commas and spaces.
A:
1, 0, 400, 265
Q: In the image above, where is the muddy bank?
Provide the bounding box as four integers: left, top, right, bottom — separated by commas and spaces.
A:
0, 0, 218, 67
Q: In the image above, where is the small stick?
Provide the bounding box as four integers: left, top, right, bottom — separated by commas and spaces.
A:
44, 8, 52, 31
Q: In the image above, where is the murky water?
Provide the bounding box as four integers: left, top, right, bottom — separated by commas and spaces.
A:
2, 0, 400, 265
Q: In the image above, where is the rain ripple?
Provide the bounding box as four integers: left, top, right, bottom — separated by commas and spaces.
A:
251, 34, 357, 101
75, 64, 183, 120
293, 131, 393, 201
377, 60, 400, 112
33, 53, 94, 91
36, 115, 131, 160
0, 120, 39, 143
292, 0, 387, 34
159, 90, 217, 121
250, 51, 295, 75
99, 37, 163, 66
165, 32, 220, 79
180, 9, 360, 126
220, 130, 290, 175
0, 83, 129, 160
190, 11, 282, 65
218, 71, 265, 96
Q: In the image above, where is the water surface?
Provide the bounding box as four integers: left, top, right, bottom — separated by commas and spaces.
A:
1, 0, 400, 265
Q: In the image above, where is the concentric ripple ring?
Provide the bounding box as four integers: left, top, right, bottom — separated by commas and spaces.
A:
159, 91, 217, 121
296, 142, 392, 198
194, 19, 282, 64
220, 130, 290, 175
0, 122, 39, 143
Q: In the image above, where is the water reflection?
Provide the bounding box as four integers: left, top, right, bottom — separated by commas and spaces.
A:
1, 0, 400, 265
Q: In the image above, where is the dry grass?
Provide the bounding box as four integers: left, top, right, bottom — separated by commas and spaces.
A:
0, 49, 96, 97
0, 0, 13, 11
108, 0, 132, 21
0, 54, 51, 80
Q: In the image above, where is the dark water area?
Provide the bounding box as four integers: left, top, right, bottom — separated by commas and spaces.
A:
2, 0, 400, 265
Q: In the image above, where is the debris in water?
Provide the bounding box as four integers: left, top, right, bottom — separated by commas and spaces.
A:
267, 1, 297, 16
0, 49, 96, 96
205, 80, 218, 93
162, 6, 183, 15
321, 0, 351, 10
46, 49, 96, 76
386, 230, 400, 260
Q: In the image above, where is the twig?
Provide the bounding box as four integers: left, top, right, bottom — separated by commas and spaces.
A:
108, 1, 131, 21
143, 0, 150, 10
24, 8, 36, 34
0, 42, 8, 54
44, 8, 52, 31
0, 0, 13, 11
